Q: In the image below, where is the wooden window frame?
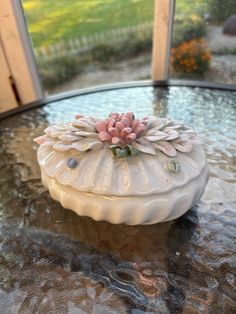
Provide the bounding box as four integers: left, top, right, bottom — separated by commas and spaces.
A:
152, 0, 175, 81
0, 0, 43, 106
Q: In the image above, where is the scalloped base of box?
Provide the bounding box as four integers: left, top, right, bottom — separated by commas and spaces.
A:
41, 166, 209, 225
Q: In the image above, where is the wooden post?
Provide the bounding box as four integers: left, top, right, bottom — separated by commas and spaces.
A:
0, 40, 18, 112
0, 0, 43, 106
152, 0, 175, 81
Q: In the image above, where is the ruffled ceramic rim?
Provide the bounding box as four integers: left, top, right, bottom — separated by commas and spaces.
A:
37, 144, 207, 196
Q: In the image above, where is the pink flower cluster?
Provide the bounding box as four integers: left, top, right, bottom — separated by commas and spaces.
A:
95, 112, 147, 148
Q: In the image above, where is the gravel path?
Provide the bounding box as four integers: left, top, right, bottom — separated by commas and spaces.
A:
207, 55, 236, 83
207, 25, 236, 52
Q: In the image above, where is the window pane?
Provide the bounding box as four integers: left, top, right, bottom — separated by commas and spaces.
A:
170, 0, 236, 84
22, 0, 154, 95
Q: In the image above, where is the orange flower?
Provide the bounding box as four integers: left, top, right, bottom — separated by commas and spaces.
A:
171, 38, 211, 74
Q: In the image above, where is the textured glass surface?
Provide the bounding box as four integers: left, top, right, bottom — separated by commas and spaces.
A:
0, 86, 236, 312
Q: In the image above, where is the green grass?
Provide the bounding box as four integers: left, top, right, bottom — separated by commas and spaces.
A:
22, 0, 210, 49
22, 0, 154, 48
175, 0, 209, 17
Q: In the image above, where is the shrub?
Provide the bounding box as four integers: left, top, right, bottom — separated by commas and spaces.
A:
37, 55, 83, 88
91, 32, 152, 62
90, 44, 119, 62
172, 15, 206, 47
123, 32, 152, 56
209, 0, 236, 22
171, 39, 211, 74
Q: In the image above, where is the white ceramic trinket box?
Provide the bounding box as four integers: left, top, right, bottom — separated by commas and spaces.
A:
34, 112, 209, 225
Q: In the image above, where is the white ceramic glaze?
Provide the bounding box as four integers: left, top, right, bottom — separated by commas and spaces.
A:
35, 114, 209, 225
41, 164, 208, 225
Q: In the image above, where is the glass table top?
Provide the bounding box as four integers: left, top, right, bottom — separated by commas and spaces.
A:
0, 85, 235, 313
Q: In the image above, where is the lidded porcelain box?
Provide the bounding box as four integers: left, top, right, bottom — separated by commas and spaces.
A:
34, 112, 209, 225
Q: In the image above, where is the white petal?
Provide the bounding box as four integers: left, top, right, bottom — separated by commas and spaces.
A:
153, 141, 177, 157
85, 116, 99, 124
75, 131, 98, 138
178, 134, 190, 142
144, 133, 168, 141
59, 134, 80, 141
165, 130, 179, 140
145, 120, 154, 130
67, 125, 81, 132
41, 138, 56, 146
172, 140, 193, 153
164, 118, 183, 128
82, 117, 97, 126
132, 139, 156, 155
44, 125, 62, 132
73, 120, 95, 132
145, 129, 167, 138
53, 141, 72, 151
149, 120, 165, 130
72, 138, 103, 151
44, 127, 65, 138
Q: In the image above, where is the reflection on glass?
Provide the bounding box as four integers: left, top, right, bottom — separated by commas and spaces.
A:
1, 86, 236, 312
22, 0, 154, 95
170, 0, 236, 84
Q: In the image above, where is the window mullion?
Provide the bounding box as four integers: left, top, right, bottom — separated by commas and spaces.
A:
0, 0, 43, 105
152, 0, 175, 81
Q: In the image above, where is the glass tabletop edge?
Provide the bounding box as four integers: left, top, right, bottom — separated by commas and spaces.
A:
1, 79, 236, 121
